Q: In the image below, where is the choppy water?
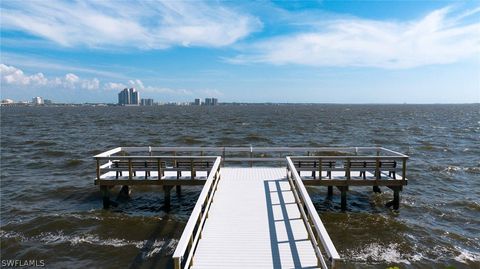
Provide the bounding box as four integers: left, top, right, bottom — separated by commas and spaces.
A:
1, 104, 479, 268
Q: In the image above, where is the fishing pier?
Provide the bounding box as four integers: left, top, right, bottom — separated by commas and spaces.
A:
93, 147, 409, 269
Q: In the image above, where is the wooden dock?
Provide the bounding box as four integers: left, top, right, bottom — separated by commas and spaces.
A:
93, 146, 409, 268
192, 167, 321, 268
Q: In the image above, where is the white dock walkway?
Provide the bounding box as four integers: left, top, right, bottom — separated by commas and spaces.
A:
191, 167, 319, 269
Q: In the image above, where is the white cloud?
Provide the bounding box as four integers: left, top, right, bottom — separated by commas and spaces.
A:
103, 82, 127, 91
64, 73, 79, 88
0, 64, 46, 85
228, 6, 480, 69
30, 73, 48, 85
1, 64, 98, 90
81, 78, 100, 90
0, 0, 261, 49
1, 64, 220, 97
128, 79, 145, 90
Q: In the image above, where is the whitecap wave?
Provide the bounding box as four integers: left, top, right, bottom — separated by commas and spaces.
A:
347, 243, 423, 264
36, 231, 146, 248
454, 247, 480, 263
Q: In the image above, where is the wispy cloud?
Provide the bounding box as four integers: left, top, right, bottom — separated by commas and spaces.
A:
0, 0, 261, 49
227, 6, 480, 69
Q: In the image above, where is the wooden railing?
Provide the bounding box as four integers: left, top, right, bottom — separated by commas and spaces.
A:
172, 157, 222, 269
286, 157, 341, 268
94, 153, 218, 180
95, 146, 407, 167
290, 154, 408, 180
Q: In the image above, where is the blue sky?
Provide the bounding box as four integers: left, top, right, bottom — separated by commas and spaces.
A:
1, 0, 479, 103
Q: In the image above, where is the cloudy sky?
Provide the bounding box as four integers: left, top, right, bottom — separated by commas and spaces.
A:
1, 0, 479, 103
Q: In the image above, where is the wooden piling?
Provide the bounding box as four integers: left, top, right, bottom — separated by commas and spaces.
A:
373, 186, 381, 193
164, 185, 173, 208
337, 186, 348, 211
386, 186, 401, 210
176, 185, 182, 196
100, 186, 118, 209
327, 186, 333, 197
117, 185, 131, 201
100, 185, 110, 209
393, 188, 400, 210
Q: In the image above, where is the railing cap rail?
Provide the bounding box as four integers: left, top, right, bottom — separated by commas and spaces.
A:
286, 157, 341, 262
290, 155, 409, 160
94, 146, 409, 158
172, 156, 222, 262
94, 155, 219, 160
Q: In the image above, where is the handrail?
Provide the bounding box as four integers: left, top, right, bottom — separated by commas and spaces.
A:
95, 147, 408, 166
290, 155, 408, 160
93, 147, 122, 158
94, 155, 219, 160
379, 147, 409, 157
94, 155, 219, 180
172, 156, 222, 269
121, 146, 384, 153
290, 155, 409, 180
286, 157, 341, 268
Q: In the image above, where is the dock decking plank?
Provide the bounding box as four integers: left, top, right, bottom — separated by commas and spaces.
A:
191, 167, 319, 269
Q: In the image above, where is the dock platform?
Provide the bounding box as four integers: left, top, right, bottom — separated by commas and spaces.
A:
93, 146, 409, 268
193, 167, 319, 268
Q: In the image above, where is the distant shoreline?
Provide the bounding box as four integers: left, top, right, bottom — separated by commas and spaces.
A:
1, 102, 479, 107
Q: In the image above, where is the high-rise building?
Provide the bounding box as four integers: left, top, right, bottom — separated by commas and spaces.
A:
32, 97, 43, 105
194, 98, 201, 105
130, 88, 139, 105
203, 98, 218, 106
118, 88, 129, 105
118, 88, 140, 105
141, 98, 154, 106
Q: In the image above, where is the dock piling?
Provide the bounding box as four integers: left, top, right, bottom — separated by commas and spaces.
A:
327, 186, 333, 197
176, 185, 182, 196
386, 186, 401, 210
100, 186, 118, 209
337, 186, 348, 211
100, 186, 110, 209
164, 185, 173, 208
117, 185, 131, 201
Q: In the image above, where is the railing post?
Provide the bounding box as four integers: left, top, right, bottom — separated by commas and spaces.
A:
96, 158, 100, 180
318, 158, 322, 180
158, 158, 162, 180
375, 157, 380, 179
346, 158, 351, 180
128, 158, 133, 180
174, 258, 181, 269
190, 158, 194, 180
249, 146, 253, 167
222, 148, 226, 167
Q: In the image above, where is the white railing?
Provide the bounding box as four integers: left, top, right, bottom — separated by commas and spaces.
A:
172, 156, 222, 269
286, 157, 341, 268
94, 146, 407, 166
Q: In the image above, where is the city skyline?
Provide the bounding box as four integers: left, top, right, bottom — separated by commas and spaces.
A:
0, 1, 479, 104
